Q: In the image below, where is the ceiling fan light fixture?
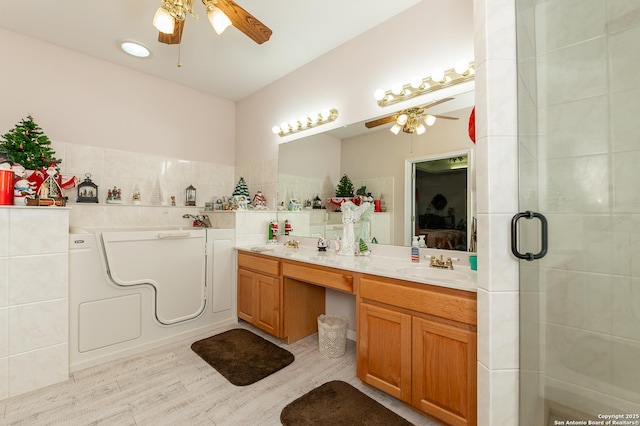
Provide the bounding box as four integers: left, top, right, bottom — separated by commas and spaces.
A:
390, 123, 402, 135
424, 114, 436, 126
415, 123, 426, 135
153, 6, 176, 34
207, 5, 232, 35
396, 114, 408, 125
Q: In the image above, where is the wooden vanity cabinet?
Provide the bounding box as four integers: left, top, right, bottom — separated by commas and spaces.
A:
237, 252, 282, 338
357, 274, 477, 426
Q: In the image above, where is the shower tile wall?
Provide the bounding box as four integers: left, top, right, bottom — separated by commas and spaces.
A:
530, 0, 640, 416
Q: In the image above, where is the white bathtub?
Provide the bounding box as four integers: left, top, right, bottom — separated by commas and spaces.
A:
69, 227, 237, 371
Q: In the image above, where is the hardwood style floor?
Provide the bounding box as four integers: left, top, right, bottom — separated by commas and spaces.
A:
0, 322, 439, 425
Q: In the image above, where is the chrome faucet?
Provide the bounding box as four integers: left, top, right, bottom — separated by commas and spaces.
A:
182, 214, 212, 228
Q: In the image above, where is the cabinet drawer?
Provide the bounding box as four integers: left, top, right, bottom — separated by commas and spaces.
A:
283, 261, 354, 293
238, 252, 281, 276
360, 275, 476, 326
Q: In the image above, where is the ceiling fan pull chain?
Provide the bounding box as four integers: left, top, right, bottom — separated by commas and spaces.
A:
177, 44, 182, 67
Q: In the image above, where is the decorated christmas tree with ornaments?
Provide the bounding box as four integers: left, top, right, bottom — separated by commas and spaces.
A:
0, 115, 60, 170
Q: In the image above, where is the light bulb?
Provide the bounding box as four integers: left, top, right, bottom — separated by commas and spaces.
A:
272, 125, 281, 134
280, 123, 289, 133
374, 89, 385, 101
299, 116, 308, 128
309, 112, 318, 124
397, 114, 408, 125
153, 7, 175, 34
391, 82, 403, 95
207, 6, 232, 35
390, 124, 402, 135
410, 76, 423, 89
431, 68, 445, 83
289, 119, 299, 131
416, 123, 426, 135
320, 109, 331, 121
424, 115, 436, 126
455, 61, 470, 75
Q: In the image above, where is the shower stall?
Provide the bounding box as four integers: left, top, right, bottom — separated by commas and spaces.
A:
515, 1, 640, 423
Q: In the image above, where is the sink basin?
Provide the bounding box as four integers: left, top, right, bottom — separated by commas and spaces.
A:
397, 265, 473, 281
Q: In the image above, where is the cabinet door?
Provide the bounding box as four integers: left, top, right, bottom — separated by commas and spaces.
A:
412, 317, 477, 426
357, 302, 412, 403
254, 272, 280, 336
237, 269, 256, 323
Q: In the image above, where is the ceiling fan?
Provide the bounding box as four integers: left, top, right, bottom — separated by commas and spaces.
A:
153, 0, 272, 45
365, 98, 458, 136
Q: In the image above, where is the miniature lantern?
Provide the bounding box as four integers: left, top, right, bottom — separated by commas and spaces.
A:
77, 173, 99, 203
313, 194, 323, 209
185, 185, 196, 206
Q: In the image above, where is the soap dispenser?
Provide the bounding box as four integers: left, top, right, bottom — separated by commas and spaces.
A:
411, 236, 420, 262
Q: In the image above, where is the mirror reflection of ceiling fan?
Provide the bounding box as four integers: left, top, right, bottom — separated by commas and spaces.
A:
365, 97, 458, 135
152, 0, 272, 46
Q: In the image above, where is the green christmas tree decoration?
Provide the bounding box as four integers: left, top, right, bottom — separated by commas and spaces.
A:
359, 238, 369, 253
335, 174, 354, 197
232, 176, 250, 197
0, 115, 60, 170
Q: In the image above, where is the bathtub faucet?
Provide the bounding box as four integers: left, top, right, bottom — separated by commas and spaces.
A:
182, 214, 212, 228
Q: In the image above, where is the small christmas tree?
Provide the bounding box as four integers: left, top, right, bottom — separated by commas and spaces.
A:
232, 176, 250, 197
335, 174, 354, 197
0, 115, 59, 170
359, 238, 369, 253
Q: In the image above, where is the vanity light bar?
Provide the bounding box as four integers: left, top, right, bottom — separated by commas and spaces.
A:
272, 108, 339, 137
375, 61, 475, 107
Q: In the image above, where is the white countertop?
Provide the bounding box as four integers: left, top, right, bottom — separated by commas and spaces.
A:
236, 241, 477, 293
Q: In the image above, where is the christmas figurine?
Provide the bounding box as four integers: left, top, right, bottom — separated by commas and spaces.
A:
252, 190, 267, 209
232, 177, 250, 210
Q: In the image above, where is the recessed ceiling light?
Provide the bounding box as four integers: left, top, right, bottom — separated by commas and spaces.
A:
118, 40, 151, 58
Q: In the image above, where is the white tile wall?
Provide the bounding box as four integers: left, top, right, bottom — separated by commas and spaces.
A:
54, 141, 237, 208
474, 0, 520, 423
1, 207, 69, 398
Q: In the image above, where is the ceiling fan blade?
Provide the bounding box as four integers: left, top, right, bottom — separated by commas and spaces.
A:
158, 20, 185, 45
365, 115, 398, 129
420, 97, 455, 110
431, 115, 459, 120
216, 0, 273, 44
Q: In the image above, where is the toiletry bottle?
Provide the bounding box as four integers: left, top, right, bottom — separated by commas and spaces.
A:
411, 236, 420, 262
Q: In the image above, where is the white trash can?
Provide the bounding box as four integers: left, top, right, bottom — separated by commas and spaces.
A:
317, 314, 348, 358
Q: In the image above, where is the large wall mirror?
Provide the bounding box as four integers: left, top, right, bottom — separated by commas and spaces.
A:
277, 90, 476, 252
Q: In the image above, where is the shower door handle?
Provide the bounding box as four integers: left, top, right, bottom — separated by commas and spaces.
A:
511, 211, 548, 261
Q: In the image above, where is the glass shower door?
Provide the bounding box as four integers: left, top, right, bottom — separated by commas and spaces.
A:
516, 1, 640, 424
